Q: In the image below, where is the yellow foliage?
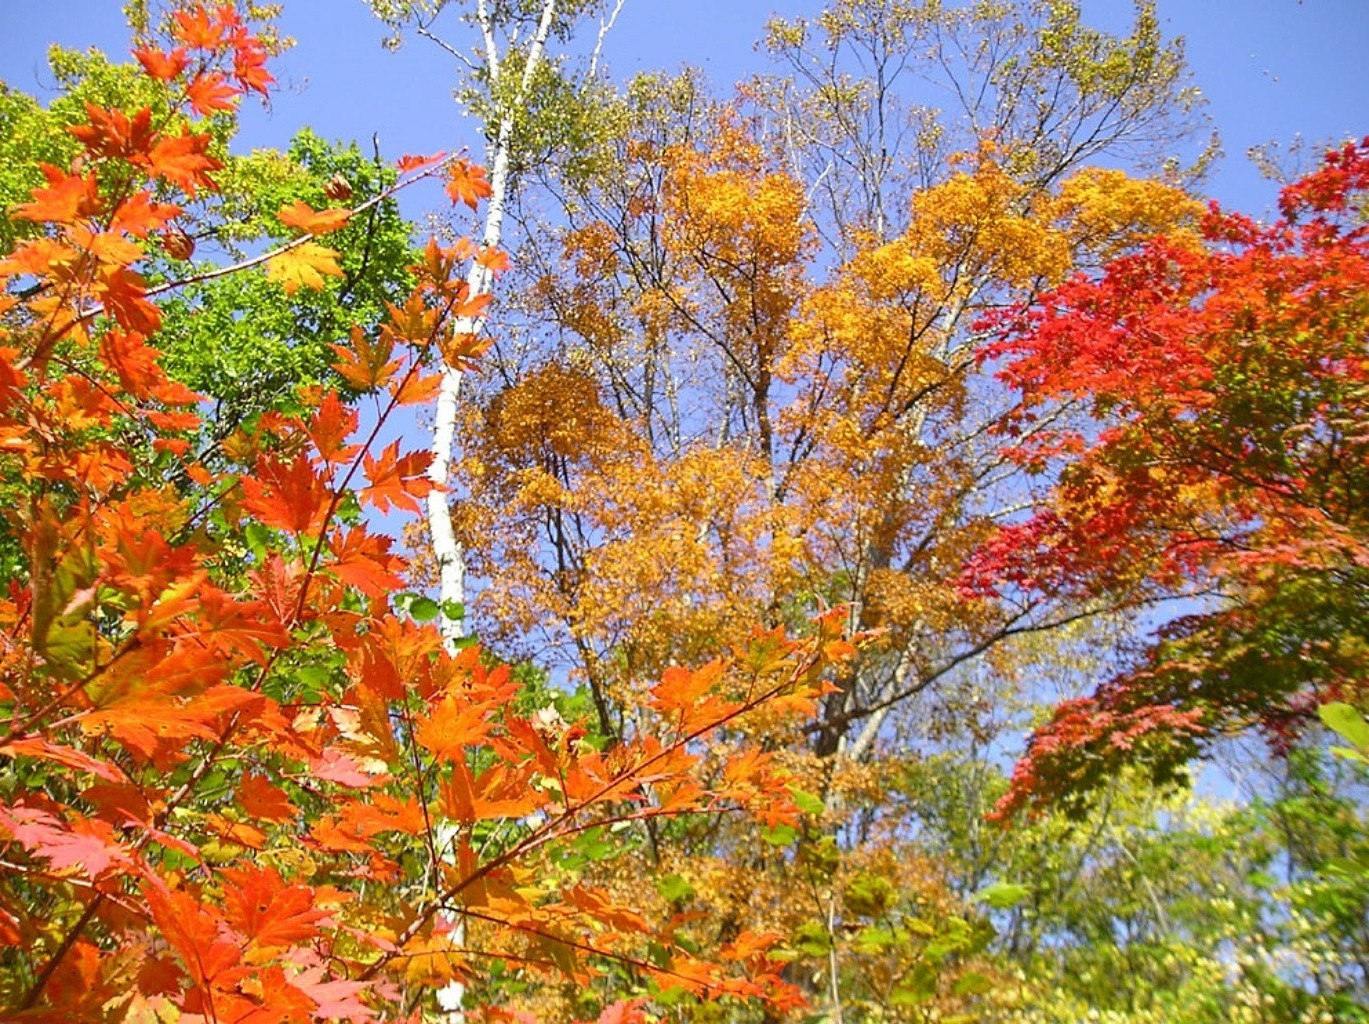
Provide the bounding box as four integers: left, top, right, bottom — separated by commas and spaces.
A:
263, 240, 343, 294
1054, 167, 1204, 257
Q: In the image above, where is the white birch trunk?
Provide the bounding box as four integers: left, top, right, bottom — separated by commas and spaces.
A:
432, 3, 561, 1016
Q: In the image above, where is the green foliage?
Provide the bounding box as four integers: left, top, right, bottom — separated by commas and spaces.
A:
157, 128, 416, 423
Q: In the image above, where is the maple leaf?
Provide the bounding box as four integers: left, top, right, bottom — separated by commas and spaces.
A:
134, 46, 190, 81
307, 390, 360, 465
388, 362, 442, 407
311, 748, 388, 789
416, 693, 495, 762
240, 452, 332, 534
236, 773, 297, 822
398, 151, 447, 173
1, 736, 123, 782
0, 804, 129, 877
84, 683, 260, 762
277, 200, 351, 236
598, 998, 649, 1024
360, 441, 433, 515
439, 330, 492, 372
476, 246, 512, 275
222, 864, 330, 949
109, 190, 181, 238
329, 528, 405, 598
186, 71, 238, 115
144, 880, 247, 990
171, 4, 227, 49
12, 165, 102, 223
203, 812, 267, 849
331, 326, 402, 391
266, 241, 345, 294
446, 158, 492, 210
136, 129, 222, 194
69, 104, 155, 160
233, 33, 275, 96
96, 265, 162, 333
291, 968, 375, 1023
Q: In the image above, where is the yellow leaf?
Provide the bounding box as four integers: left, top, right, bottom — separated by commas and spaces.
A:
276, 200, 351, 235
266, 241, 344, 294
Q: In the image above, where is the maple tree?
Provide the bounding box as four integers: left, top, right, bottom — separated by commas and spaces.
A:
967, 138, 1369, 818
0, 6, 864, 1021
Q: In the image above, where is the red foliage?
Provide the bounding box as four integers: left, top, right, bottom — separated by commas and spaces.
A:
972, 140, 1369, 816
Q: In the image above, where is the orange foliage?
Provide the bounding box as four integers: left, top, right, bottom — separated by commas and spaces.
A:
0, 13, 863, 1021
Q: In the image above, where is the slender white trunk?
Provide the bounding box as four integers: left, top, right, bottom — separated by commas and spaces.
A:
431, 4, 561, 1016
427, 0, 555, 648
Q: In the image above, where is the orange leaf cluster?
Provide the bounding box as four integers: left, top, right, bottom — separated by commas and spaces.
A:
0, 18, 859, 1021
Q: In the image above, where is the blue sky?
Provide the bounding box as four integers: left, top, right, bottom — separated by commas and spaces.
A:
2, 0, 1365, 215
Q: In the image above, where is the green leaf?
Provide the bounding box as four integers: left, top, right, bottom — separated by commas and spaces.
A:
1320, 702, 1369, 752
974, 881, 1030, 910
407, 596, 440, 622
790, 920, 832, 957
244, 521, 271, 562
655, 873, 695, 903
890, 964, 938, 1006
953, 971, 994, 996
853, 925, 897, 954
787, 784, 826, 817
761, 823, 799, 847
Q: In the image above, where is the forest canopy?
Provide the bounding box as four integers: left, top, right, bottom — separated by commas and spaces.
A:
0, 2, 1364, 1022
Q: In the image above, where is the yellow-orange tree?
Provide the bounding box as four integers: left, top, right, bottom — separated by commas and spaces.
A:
438, 1, 1214, 1016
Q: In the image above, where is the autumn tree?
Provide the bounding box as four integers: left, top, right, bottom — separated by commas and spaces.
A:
0, 6, 860, 1020
418, 0, 1220, 1017
966, 138, 1369, 817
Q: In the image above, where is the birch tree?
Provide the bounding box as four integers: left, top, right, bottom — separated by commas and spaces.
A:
368, 0, 627, 650
365, 3, 630, 1017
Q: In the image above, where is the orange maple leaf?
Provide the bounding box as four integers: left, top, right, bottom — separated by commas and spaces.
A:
240, 452, 332, 535
97, 265, 162, 334
69, 104, 155, 160
12, 166, 102, 224
476, 246, 512, 275
236, 773, 297, 822
328, 528, 405, 598
398, 151, 447, 173
331, 327, 401, 391
307, 390, 360, 465
134, 46, 189, 81
187, 71, 238, 115
233, 34, 274, 96
277, 200, 351, 236
136, 130, 222, 194
109, 190, 181, 238
221, 865, 329, 949
171, 5, 227, 50
360, 441, 432, 515
445, 158, 492, 210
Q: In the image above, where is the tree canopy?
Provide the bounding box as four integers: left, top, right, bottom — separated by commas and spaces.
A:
0, 2, 1364, 1022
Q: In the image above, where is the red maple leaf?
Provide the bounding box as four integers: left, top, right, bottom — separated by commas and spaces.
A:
134, 46, 190, 81
360, 441, 432, 515
187, 71, 238, 115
